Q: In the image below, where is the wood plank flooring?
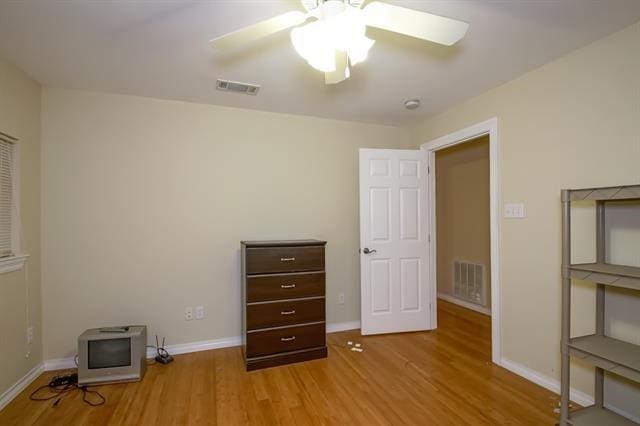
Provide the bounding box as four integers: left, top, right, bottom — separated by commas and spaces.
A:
0, 300, 561, 425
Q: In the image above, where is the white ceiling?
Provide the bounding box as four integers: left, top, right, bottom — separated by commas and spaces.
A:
1, 1, 639, 127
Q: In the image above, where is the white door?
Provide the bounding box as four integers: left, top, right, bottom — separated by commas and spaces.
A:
359, 149, 431, 335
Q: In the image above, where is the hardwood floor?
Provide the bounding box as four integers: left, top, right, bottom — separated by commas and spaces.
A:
0, 301, 560, 425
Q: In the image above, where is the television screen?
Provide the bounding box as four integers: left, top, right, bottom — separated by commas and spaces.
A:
88, 338, 131, 369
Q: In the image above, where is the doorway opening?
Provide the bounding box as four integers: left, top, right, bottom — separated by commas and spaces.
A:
434, 135, 492, 360
421, 118, 501, 364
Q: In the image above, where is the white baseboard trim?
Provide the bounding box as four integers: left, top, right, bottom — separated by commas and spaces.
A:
327, 321, 361, 333
500, 357, 593, 406
44, 357, 76, 371
0, 362, 44, 411
44, 321, 362, 372
44, 335, 244, 371
438, 293, 491, 316
154, 336, 243, 357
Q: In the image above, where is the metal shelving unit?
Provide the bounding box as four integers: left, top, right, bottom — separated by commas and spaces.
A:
560, 184, 640, 426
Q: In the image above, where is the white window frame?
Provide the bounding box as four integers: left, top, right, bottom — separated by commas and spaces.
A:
0, 131, 28, 274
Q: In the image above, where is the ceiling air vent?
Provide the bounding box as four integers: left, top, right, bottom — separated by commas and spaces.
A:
216, 79, 260, 96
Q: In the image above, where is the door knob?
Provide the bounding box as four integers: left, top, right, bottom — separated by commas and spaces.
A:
363, 248, 377, 254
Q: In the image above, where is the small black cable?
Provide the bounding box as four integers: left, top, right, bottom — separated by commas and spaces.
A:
79, 386, 106, 406
30, 372, 105, 407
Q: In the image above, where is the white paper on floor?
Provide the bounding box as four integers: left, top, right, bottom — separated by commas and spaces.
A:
346, 341, 364, 352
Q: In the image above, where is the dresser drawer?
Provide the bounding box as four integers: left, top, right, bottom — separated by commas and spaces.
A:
246, 246, 324, 274
247, 298, 325, 330
246, 323, 326, 358
247, 272, 325, 302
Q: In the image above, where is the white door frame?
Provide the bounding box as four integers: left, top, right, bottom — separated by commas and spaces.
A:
420, 117, 501, 365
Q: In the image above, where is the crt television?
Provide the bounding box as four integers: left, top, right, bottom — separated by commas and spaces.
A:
77, 325, 147, 386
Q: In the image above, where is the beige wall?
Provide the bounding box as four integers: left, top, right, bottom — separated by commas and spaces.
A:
435, 135, 490, 308
0, 58, 42, 397
412, 21, 640, 417
41, 88, 410, 359
4, 15, 637, 418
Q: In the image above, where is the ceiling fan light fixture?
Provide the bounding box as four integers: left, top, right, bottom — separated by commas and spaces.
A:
290, 4, 374, 73
346, 36, 375, 65
210, 0, 469, 85
330, 6, 365, 48
309, 49, 337, 73
291, 22, 337, 72
320, 0, 346, 19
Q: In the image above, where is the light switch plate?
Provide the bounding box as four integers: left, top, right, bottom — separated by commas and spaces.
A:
504, 203, 525, 218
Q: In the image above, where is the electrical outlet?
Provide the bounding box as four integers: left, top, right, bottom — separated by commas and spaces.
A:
185, 307, 194, 321
195, 306, 205, 320
504, 203, 525, 218
26, 326, 34, 345
338, 293, 345, 304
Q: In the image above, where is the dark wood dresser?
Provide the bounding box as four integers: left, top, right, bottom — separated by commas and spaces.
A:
241, 240, 327, 371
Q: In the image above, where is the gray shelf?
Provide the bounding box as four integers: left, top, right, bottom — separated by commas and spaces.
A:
569, 406, 638, 426
569, 185, 640, 201
560, 186, 640, 425
569, 335, 640, 383
570, 263, 640, 291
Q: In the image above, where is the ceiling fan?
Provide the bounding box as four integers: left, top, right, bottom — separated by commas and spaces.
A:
210, 0, 469, 85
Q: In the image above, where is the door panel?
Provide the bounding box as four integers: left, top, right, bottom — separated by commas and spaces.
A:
370, 188, 391, 241
400, 258, 420, 312
359, 149, 430, 335
371, 258, 392, 313
400, 188, 420, 240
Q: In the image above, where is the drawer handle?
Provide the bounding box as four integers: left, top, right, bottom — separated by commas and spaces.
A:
281, 284, 296, 289
280, 336, 296, 342
280, 310, 296, 316
280, 257, 296, 262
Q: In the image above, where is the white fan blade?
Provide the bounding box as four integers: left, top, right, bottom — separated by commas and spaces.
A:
363, 2, 468, 46
325, 51, 350, 85
210, 11, 309, 50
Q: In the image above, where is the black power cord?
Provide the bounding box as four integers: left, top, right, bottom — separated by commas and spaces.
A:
30, 372, 106, 407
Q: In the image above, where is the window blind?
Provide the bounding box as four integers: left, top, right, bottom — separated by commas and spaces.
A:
0, 137, 14, 257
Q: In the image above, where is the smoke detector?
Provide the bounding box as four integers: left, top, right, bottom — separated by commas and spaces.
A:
216, 79, 260, 95
404, 99, 421, 110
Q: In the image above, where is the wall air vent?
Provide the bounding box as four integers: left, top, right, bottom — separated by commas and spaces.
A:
216, 79, 260, 96
453, 260, 487, 307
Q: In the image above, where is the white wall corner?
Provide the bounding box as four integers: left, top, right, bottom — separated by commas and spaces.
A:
0, 362, 44, 411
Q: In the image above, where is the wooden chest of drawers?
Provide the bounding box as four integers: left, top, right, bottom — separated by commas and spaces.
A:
241, 240, 327, 371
